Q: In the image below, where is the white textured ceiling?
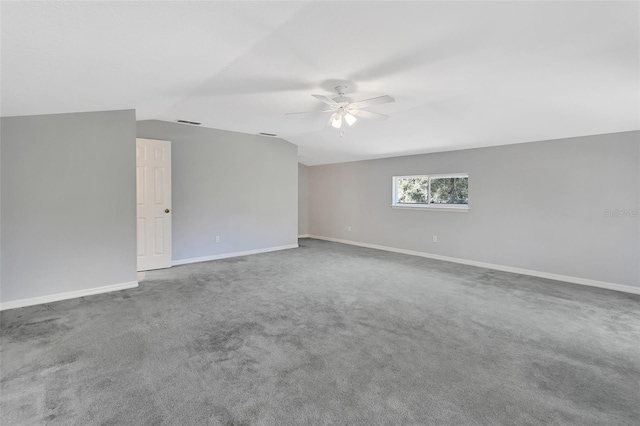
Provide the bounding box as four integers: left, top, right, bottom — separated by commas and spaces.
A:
2, 1, 638, 165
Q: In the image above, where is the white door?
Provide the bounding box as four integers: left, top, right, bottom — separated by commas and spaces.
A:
136, 138, 172, 271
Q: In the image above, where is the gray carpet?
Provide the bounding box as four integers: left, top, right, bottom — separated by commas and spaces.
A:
1, 238, 639, 425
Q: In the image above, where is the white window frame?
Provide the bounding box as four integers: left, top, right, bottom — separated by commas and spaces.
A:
392, 173, 469, 212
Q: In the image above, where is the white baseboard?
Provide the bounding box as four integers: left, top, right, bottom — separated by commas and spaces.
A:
172, 244, 299, 266
307, 235, 640, 295
0, 281, 139, 311
298, 234, 310, 238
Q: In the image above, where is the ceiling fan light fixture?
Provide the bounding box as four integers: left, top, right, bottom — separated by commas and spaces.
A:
344, 113, 357, 126
330, 112, 343, 129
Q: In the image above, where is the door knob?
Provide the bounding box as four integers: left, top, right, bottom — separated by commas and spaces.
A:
165, 209, 170, 213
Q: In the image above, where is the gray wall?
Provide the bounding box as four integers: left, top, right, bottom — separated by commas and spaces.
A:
298, 163, 309, 236
1, 110, 137, 303
308, 131, 640, 288
137, 121, 298, 261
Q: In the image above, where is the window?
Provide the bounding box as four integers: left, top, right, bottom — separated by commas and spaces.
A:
392, 174, 469, 211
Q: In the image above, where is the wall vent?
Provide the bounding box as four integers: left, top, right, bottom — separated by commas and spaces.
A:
177, 120, 201, 125
259, 132, 277, 137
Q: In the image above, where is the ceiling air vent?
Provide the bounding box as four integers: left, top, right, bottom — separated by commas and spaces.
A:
177, 120, 201, 125
259, 132, 277, 137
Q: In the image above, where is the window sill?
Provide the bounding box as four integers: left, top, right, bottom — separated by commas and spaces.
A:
391, 204, 469, 212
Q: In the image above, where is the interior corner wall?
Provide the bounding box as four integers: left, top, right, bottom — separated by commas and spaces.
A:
136, 121, 298, 262
298, 163, 309, 236
308, 131, 640, 288
1, 110, 138, 305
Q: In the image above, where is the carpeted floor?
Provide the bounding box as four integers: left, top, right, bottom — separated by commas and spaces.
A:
1, 238, 639, 425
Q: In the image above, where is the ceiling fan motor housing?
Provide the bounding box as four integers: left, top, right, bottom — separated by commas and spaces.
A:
333, 96, 354, 104
332, 86, 353, 104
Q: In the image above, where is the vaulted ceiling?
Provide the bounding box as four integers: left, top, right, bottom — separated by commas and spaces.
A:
2, 1, 638, 165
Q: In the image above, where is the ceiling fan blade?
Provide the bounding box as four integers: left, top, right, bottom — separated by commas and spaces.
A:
351, 95, 395, 109
312, 94, 339, 106
350, 109, 389, 121
285, 109, 333, 115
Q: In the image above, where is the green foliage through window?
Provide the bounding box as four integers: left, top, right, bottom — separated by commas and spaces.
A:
397, 178, 429, 203
429, 177, 468, 204
395, 175, 468, 205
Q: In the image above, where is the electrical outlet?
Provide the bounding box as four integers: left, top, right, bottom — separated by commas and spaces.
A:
215, 235, 220, 243
347, 226, 352, 232
432, 235, 438, 243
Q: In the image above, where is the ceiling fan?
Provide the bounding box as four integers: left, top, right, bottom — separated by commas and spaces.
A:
286, 86, 395, 131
